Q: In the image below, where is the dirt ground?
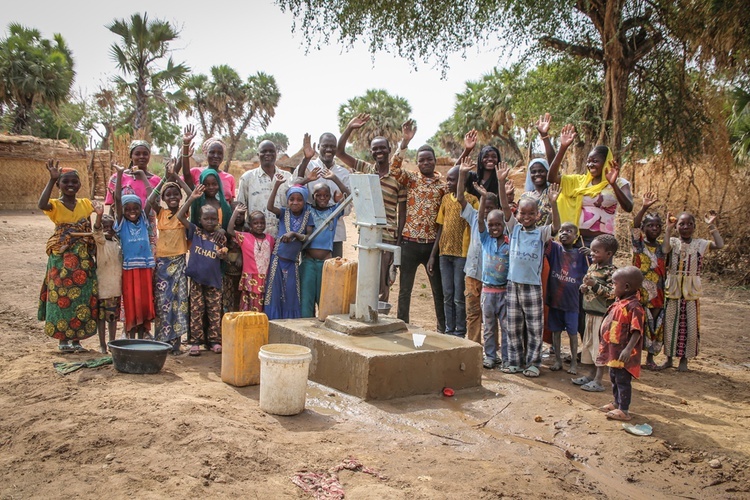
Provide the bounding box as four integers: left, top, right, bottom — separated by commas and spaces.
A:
1, 210, 749, 499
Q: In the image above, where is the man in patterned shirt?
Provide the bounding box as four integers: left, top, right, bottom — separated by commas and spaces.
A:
390, 121, 448, 333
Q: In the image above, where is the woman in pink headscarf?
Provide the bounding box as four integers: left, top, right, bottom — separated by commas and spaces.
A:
181, 126, 237, 202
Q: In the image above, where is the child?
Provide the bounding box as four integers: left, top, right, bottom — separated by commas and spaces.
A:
457, 158, 500, 349
295, 167, 349, 318
147, 161, 192, 353
176, 185, 228, 356
222, 201, 245, 313
497, 163, 561, 377
631, 192, 667, 369
546, 222, 589, 374
596, 266, 646, 421
661, 210, 724, 371
92, 206, 122, 353
228, 206, 275, 312
38, 160, 99, 352
429, 165, 479, 337
113, 164, 156, 339
264, 176, 314, 320
190, 169, 232, 231
573, 234, 618, 391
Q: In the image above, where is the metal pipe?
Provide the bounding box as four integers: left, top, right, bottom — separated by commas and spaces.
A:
301, 194, 354, 249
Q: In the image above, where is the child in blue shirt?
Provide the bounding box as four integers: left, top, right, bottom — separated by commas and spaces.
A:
497, 163, 561, 377
545, 222, 589, 374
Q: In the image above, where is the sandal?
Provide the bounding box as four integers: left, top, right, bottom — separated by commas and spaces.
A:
210, 343, 222, 354
606, 409, 632, 421
581, 381, 606, 392
645, 361, 659, 371
523, 366, 540, 378
71, 342, 88, 353
599, 403, 617, 413
501, 365, 521, 374
58, 342, 74, 353
188, 345, 201, 356
571, 376, 592, 386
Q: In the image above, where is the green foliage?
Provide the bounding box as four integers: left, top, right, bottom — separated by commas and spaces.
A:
0, 23, 75, 134
728, 85, 750, 163
231, 131, 289, 160
337, 89, 411, 153
257, 132, 289, 154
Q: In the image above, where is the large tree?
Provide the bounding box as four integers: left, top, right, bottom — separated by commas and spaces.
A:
0, 24, 74, 134
278, 0, 750, 161
337, 89, 411, 152
107, 12, 189, 138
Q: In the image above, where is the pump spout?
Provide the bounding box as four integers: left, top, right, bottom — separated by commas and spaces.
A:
375, 242, 401, 266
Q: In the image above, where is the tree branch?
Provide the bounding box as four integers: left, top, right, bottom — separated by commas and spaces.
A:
540, 36, 604, 62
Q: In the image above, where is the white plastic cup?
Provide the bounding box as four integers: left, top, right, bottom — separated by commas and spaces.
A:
258, 344, 312, 415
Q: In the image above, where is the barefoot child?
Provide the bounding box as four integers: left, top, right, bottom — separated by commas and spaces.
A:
38, 161, 99, 352
264, 177, 314, 320
597, 266, 645, 421
497, 163, 561, 377
661, 210, 724, 372
456, 158, 500, 354
114, 164, 156, 339
228, 206, 275, 312
546, 222, 589, 374
92, 206, 121, 353
631, 192, 667, 369
147, 161, 192, 353
573, 234, 618, 391
176, 185, 228, 356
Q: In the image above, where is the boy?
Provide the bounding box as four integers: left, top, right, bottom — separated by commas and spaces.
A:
176, 185, 228, 356
429, 165, 479, 337
546, 222, 589, 374
572, 234, 618, 391
92, 206, 122, 353
597, 266, 645, 421
497, 163, 561, 377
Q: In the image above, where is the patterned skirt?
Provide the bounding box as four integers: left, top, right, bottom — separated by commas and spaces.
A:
643, 306, 665, 355
38, 241, 99, 341
222, 273, 242, 313
664, 298, 699, 358
154, 255, 188, 342
239, 272, 267, 312
264, 257, 300, 320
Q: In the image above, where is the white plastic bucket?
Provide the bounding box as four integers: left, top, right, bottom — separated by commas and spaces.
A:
258, 344, 312, 415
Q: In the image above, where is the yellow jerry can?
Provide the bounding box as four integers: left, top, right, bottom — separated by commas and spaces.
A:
221, 311, 268, 386
317, 257, 358, 321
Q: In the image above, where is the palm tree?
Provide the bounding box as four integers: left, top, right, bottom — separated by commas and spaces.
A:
0, 23, 75, 134
107, 13, 189, 138
338, 89, 412, 152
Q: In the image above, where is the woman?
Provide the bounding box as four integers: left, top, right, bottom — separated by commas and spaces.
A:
455, 129, 501, 199
547, 124, 633, 246
522, 158, 552, 226
183, 134, 237, 202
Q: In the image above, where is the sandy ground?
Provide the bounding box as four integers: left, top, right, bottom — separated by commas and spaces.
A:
1, 210, 749, 499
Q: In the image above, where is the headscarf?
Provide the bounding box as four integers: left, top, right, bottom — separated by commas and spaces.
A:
286, 185, 309, 203
60, 167, 79, 178
190, 169, 232, 230
524, 158, 550, 193
128, 140, 151, 157
160, 181, 181, 198
556, 146, 615, 226
121, 194, 142, 207
201, 137, 227, 156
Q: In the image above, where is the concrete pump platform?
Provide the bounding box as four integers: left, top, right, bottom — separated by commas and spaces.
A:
268, 315, 482, 400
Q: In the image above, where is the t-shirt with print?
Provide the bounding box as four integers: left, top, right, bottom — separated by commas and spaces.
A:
545, 241, 589, 311
437, 192, 478, 257
581, 263, 617, 315
506, 216, 553, 285
308, 203, 343, 252
479, 228, 510, 287
461, 204, 483, 281
185, 223, 224, 289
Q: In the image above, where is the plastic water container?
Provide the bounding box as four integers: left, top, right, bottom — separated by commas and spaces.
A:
258, 344, 312, 415
221, 311, 268, 387
317, 257, 358, 320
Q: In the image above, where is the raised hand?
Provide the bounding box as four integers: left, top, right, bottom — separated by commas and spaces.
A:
45, 159, 61, 180
459, 156, 475, 174
464, 129, 478, 150
306, 167, 322, 183
402, 119, 417, 142
495, 161, 510, 182
642, 191, 658, 209
547, 183, 560, 203
320, 167, 334, 180
236, 203, 247, 215
183, 124, 197, 144
164, 158, 178, 180
93, 201, 104, 216
505, 179, 515, 199
112, 162, 126, 174
704, 209, 718, 225
605, 160, 620, 185
302, 133, 315, 160
665, 212, 677, 230
348, 113, 370, 130
190, 184, 205, 200
472, 181, 487, 198
535, 113, 552, 137
274, 173, 286, 186
559, 124, 577, 148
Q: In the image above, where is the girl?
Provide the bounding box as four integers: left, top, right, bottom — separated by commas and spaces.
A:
264, 175, 314, 320
631, 192, 667, 370
147, 161, 192, 353
190, 169, 232, 231
113, 164, 156, 339
455, 129, 502, 199
38, 160, 99, 352
228, 206, 275, 312
661, 210, 724, 372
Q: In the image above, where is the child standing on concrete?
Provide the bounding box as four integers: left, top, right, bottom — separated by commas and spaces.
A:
597, 266, 645, 421
497, 163, 561, 377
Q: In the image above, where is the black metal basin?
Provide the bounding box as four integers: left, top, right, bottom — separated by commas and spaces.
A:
108, 339, 171, 374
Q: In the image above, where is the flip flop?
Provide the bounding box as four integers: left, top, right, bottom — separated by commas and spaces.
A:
622, 423, 652, 436
645, 361, 659, 371
581, 381, 606, 392
501, 365, 522, 374
523, 366, 540, 378
599, 403, 617, 413
571, 376, 592, 386
58, 343, 74, 353
188, 345, 201, 357
606, 409, 632, 421
210, 344, 222, 354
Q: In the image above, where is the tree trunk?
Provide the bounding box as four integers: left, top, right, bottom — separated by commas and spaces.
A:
134, 74, 148, 137
12, 105, 30, 134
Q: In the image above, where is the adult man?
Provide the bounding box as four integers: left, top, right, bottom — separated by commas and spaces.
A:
390, 121, 447, 333
236, 140, 292, 238
336, 113, 407, 302
293, 132, 352, 258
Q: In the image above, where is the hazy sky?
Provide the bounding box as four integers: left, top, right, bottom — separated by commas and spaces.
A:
4, 1, 509, 152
